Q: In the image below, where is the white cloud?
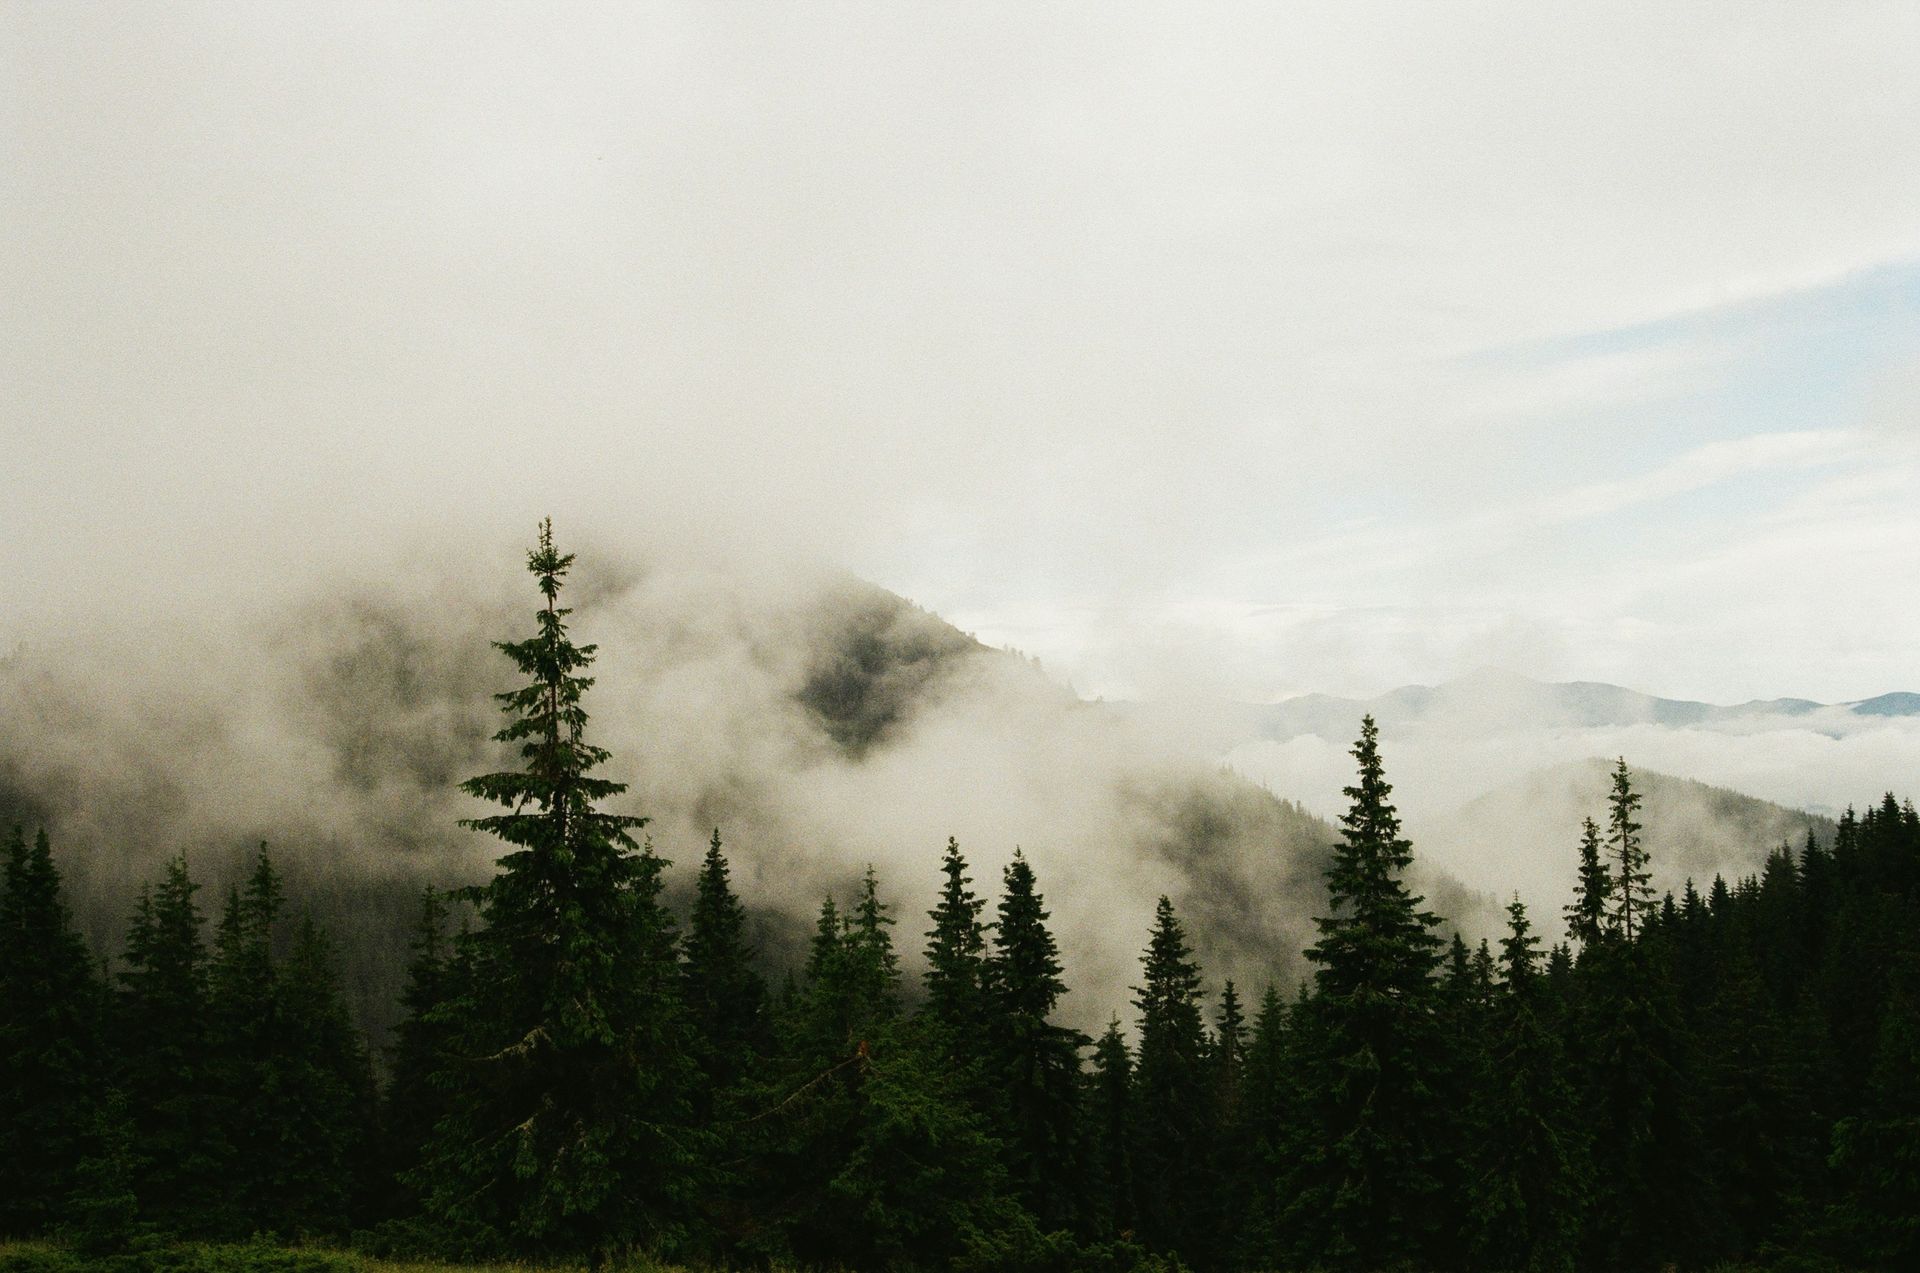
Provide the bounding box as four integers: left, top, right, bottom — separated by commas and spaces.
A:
4, 2, 1919, 706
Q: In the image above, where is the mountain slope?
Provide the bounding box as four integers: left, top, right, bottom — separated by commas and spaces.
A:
0, 556, 1350, 1041
1249, 668, 1918, 740
1409, 757, 1837, 938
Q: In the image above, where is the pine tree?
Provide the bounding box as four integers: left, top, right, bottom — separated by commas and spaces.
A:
205, 846, 285, 1235
1467, 897, 1588, 1272
204, 847, 372, 1237
1287, 715, 1447, 1270
1083, 1019, 1135, 1241
270, 914, 378, 1234
983, 848, 1085, 1230
417, 520, 701, 1258
1573, 933, 1705, 1268
1212, 980, 1248, 1112
1564, 817, 1610, 953
846, 864, 901, 1024
683, 828, 768, 1101
0, 826, 101, 1236
923, 836, 988, 1038
1235, 985, 1296, 1268
1606, 759, 1652, 942
66, 1090, 145, 1259
382, 886, 458, 1223
1129, 895, 1212, 1263
112, 853, 220, 1234
1827, 969, 1920, 1268
734, 871, 1008, 1270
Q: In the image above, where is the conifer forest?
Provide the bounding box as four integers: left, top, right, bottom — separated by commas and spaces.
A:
3, 526, 1917, 1273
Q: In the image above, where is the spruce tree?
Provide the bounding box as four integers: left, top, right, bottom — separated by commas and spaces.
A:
271, 914, 377, 1234
417, 520, 700, 1258
205, 855, 278, 1236
1235, 985, 1296, 1268
683, 828, 768, 1101
1288, 715, 1446, 1270
735, 872, 1007, 1270
1606, 759, 1652, 942
206, 847, 370, 1237
1564, 817, 1610, 953
1467, 897, 1588, 1272
383, 886, 458, 1222
983, 848, 1085, 1230
1083, 1018, 1135, 1241
1827, 970, 1920, 1268
113, 853, 220, 1233
1573, 931, 1704, 1267
1129, 895, 1211, 1262
923, 836, 988, 1038
0, 826, 101, 1236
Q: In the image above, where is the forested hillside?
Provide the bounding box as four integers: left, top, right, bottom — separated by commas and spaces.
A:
0, 554, 1349, 1047
3, 528, 1916, 1272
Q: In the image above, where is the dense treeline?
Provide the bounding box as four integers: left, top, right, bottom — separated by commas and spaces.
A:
3, 526, 1917, 1272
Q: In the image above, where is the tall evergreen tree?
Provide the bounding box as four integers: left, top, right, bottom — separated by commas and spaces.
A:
1605, 759, 1652, 942
1574, 933, 1704, 1267
0, 826, 100, 1236
923, 836, 989, 1038
983, 848, 1085, 1230
1129, 895, 1211, 1263
113, 854, 220, 1233
206, 847, 371, 1237
1827, 969, 1920, 1268
1083, 1018, 1135, 1242
383, 886, 459, 1222
271, 913, 378, 1234
683, 828, 768, 1101
1235, 985, 1297, 1268
417, 520, 700, 1258
1287, 715, 1446, 1270
1467, 897, 1588, 1272
1564, 817, 1610, 953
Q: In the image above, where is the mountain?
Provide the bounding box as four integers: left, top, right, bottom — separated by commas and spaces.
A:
1245, 668, 1919, 741
0, 557, 1352, 1042
1408, 758, 1838, 937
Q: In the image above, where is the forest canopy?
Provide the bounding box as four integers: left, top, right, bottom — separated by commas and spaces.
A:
2, 526, 1916, 1272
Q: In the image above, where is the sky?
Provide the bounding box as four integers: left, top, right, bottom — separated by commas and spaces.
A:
7, 2, 1920, 706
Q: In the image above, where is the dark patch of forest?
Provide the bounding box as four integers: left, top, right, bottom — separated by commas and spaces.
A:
3, 526, 1916, 1272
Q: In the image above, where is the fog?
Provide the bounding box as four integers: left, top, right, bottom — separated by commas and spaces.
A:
0, 533, 1347, 1036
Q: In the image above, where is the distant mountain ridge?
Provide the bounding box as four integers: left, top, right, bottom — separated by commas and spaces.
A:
1409, 757, 1840, 932
1246, 668, 1920, 741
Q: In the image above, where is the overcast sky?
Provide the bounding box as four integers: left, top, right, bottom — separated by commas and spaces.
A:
6, 2, 1919, 705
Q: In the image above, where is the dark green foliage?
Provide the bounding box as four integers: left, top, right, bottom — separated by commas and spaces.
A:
0, 827, 101, 1236
413, 520, 701, 1258
1083, 1019, 1135, 1242
1287, 715, 1447, 1270
983, 849, 1086, 1231
727, 873, 1016, 1270
1466, 898, 1588, 1272
683, 828, 769, 1100
1128, 896, 1212, 1264
1605, 759, 1652, 943
1564, 818, 1609, 952
14, 530, 1920, 1273
378, 887, 457, 1221
204, 848, 373, 1238
1827, 968, 1920, 1268
924, 836, 989, 1037
65, 1089, 146, 1259
112, 856, 221, 1233
1572, 938, 1704, 1270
